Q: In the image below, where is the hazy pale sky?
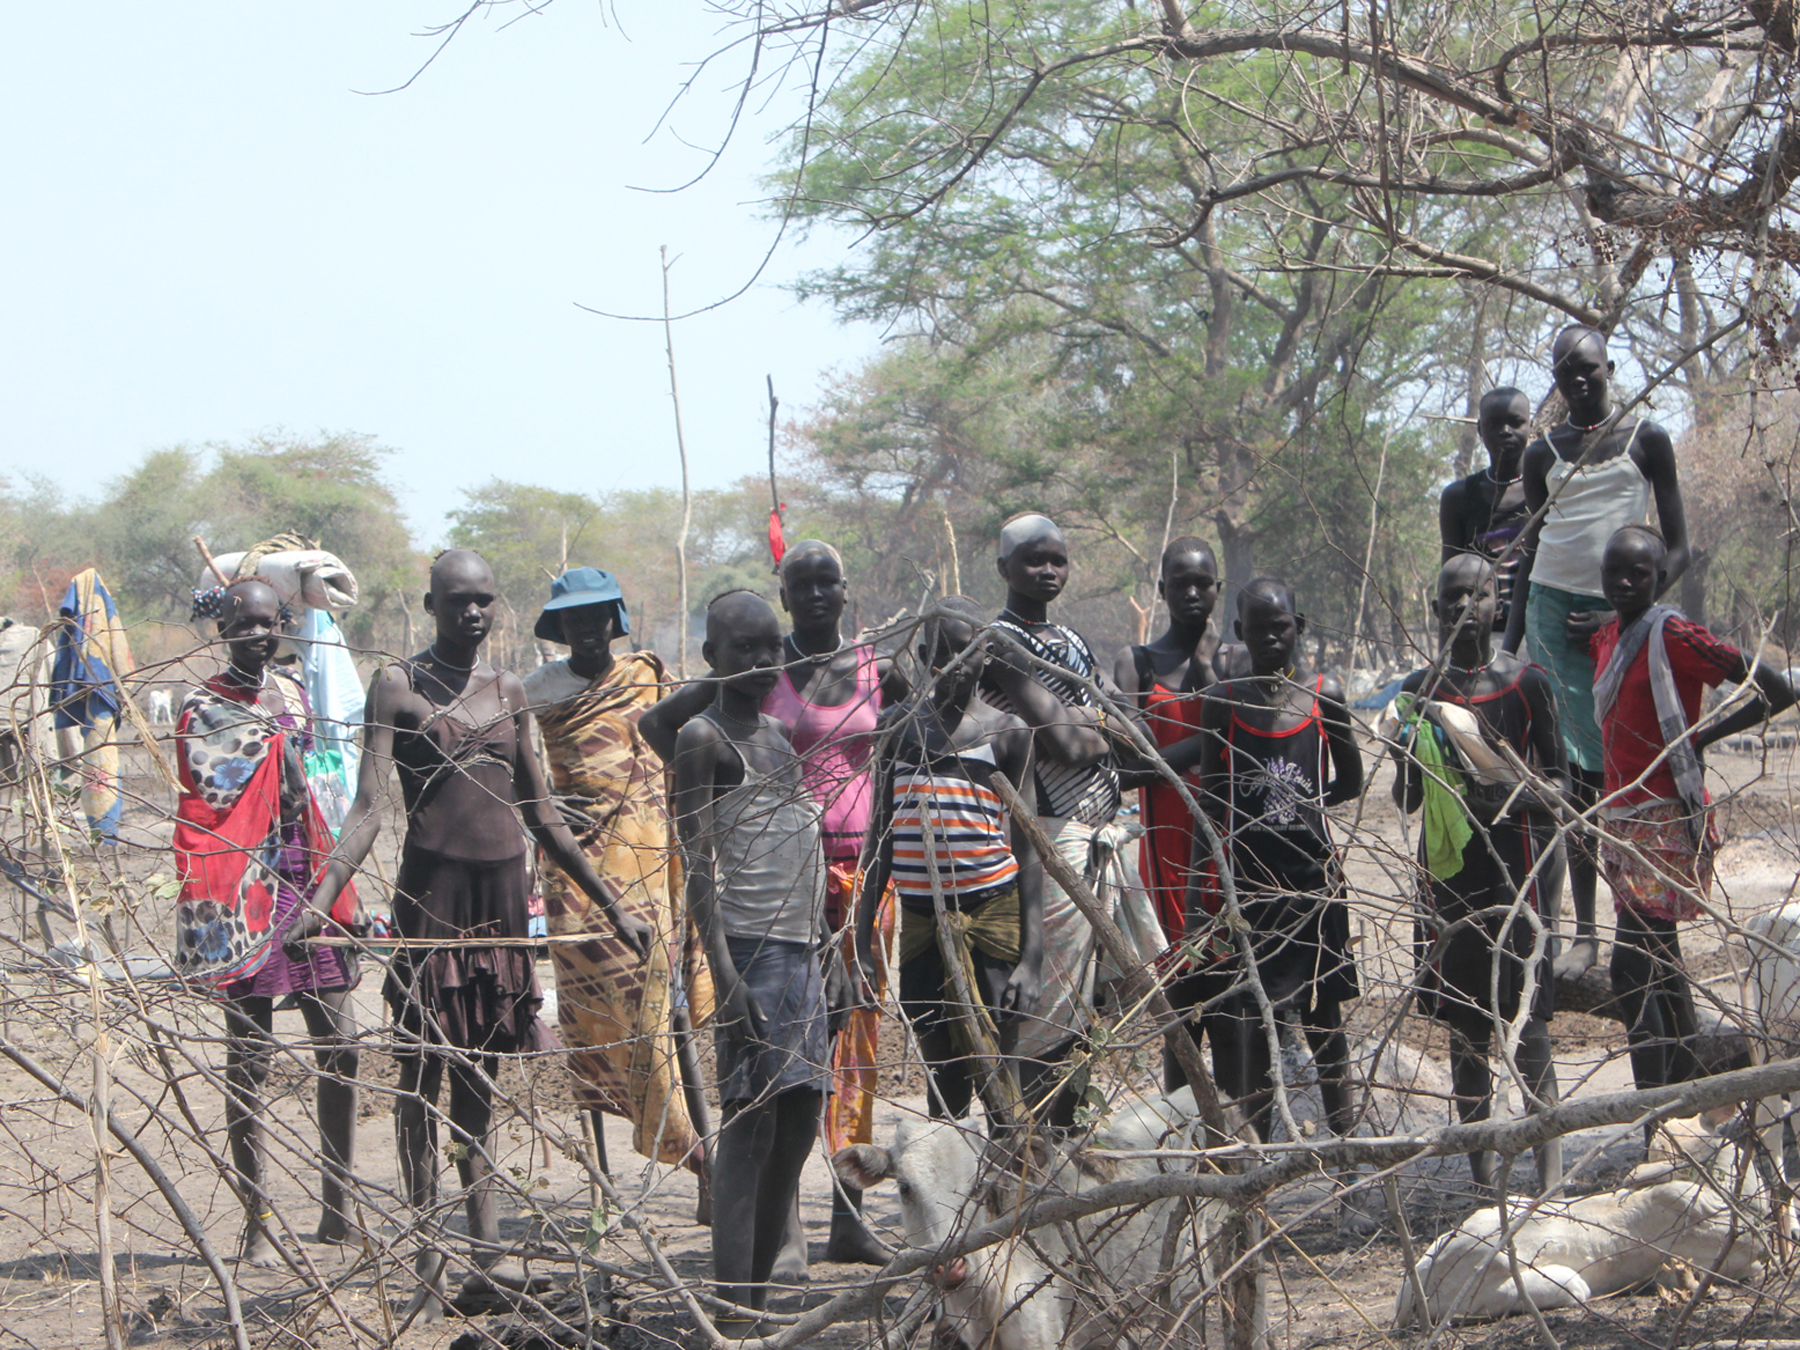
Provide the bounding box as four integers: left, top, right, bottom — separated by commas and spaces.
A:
0, 2, 876, 543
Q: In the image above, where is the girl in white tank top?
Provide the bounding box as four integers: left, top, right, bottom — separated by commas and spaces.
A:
1532, 420, 1651, 596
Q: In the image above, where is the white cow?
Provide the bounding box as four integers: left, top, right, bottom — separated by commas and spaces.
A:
146, 688, 173, 726
1744, 901, 1800, 1236
1395, 1115, 1766, 1326
834, 1089, 1230, 1350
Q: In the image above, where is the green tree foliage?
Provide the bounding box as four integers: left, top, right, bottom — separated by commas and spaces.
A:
774, 1, 1467, 666
0, 433, 422, 660
695, 0, 1800, 662
446, 478, 783, 673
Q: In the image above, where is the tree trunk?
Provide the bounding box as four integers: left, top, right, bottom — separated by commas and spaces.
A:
1387, 583, 1408, 667
1680, 546, 1710, 626
1216, 516, 1256, 612
1454, 289, 1488, 478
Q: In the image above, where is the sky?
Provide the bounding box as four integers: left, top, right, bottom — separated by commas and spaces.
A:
0, 1, 878, 544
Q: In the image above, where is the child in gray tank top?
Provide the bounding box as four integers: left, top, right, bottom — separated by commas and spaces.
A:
671, 592, 837, 1337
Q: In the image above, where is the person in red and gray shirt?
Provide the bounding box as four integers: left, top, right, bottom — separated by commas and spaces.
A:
1589, 524, 1795, 1108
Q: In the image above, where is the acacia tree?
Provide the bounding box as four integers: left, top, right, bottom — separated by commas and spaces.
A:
766, 1, 1473, 659
446, 478, 789, 666
4, 433, 422, 657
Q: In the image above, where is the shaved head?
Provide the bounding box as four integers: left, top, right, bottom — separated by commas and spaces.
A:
1606, 523, 1667, 566
998, 513, 1063, 562
1551, 324, 1608, 368
780, 539, 844, 581
1162, 535, 1216, 573
220, 577, 280, 627
1237, 576, 1297, 618
923, 594, 986, 648
705, 590, 779, 645
1439, 552, 1494, 591
1479, 386, 1529, 413
224, 576, 279, 608
430, 548, 494, 593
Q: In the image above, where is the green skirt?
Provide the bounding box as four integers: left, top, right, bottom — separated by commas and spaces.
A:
1524, 581, 1609, 774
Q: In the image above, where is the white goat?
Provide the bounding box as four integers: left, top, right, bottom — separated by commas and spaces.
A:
1744, 901, 1800, 1244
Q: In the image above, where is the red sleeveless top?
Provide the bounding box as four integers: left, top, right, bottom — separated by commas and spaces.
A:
1140, 680, 1206, 942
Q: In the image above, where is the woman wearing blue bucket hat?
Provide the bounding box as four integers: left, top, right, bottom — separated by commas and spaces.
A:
523, 568, 711, 1192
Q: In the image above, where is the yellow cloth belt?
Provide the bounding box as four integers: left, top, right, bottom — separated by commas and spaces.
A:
897, 887, 1025, 1119
897, 888, 1023, 969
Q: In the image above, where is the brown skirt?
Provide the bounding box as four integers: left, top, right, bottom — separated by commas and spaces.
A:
382, 844, 553, 1055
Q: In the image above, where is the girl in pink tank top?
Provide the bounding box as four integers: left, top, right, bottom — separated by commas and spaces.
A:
764, 646, 882, 862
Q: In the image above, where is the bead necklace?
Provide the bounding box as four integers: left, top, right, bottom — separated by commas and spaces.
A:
222, 663, 267, 692
1257, 663, 1297, 695
1444, 655, 1494, 676
428, 643, 476, 673
706, 706, 764, 737
997, 607, 1049, 627
786, 633, 844, 666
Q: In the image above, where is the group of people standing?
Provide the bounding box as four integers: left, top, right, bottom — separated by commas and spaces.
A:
168, 320, 1798, 1330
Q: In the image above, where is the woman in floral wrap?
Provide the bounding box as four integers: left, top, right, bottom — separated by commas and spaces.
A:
173, 578, 360, 1265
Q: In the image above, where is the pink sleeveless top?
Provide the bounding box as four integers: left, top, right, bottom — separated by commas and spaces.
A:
763, 646, 882, 862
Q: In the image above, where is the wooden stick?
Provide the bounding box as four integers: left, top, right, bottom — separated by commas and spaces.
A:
192, 535, 232, 587
307, 933, 621, 948
766, 374, 781, 563
661, 247, 693, 682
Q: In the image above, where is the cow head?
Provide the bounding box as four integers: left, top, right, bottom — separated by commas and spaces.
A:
834, 1120, 1067, 1345
834, 1119, 987, 1279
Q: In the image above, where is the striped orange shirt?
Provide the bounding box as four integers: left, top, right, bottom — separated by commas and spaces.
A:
890, 742, 1020, 901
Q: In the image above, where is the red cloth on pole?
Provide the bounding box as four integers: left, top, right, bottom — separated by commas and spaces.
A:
768, 508, 786, 565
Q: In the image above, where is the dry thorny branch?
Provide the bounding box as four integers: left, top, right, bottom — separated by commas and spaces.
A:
0, 600, 1798, 1350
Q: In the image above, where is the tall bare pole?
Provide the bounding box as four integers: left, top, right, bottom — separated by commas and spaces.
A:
766, 375, 781, 570
663, 246, 693, 679
1348, 426, 1391, 682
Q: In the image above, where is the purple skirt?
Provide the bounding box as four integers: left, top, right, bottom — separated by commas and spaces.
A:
221, 871, 356, 1001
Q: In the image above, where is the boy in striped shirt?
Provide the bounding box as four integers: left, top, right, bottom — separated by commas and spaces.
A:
855, 597, 1044, 1120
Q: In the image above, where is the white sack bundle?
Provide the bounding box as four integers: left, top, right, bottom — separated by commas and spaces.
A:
202, 549, 358, 611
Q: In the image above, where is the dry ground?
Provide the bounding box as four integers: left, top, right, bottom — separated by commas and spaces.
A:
0, 731, 1798, 1350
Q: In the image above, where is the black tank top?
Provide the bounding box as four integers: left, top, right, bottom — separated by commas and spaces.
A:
1448, 468, 1530, 631
1420, 668, 1546, 824
1222, 676, 1332, 893
393, 662, 525, 862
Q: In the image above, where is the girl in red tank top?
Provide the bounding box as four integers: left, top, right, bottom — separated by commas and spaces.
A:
1114, 538, 1220, 945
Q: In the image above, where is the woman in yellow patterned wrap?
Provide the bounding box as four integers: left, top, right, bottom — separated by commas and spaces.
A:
524, 569, 710, 1179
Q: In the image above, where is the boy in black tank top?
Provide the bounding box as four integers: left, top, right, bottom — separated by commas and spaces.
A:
1186, 580, 1365, 1197
1389, 554, 1566, 1196
1439, 388, 1532, 634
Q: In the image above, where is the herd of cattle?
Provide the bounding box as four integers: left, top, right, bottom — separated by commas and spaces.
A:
828, 897, 1800, 1344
